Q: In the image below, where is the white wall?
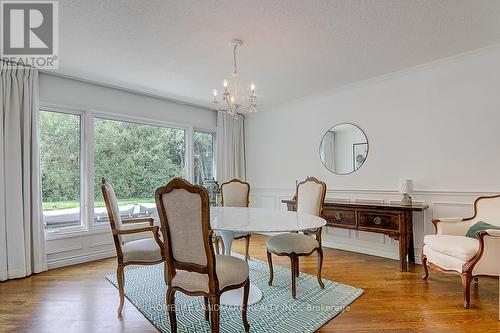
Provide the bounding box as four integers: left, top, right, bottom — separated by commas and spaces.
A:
40, 73, 215, 128
246, 47, 500, 263
40, 73, 217, 269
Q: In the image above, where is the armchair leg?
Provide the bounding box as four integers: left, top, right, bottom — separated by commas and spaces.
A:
242, 279, 250, 332
209, 295, 220, 333
421, 254, 429, 280
267, 250, 274, 286
244, 235, 251, 262
203, 296, 209, 321
166, 288, 177, 332
116, 265, 125, 315
461, 273, 472, 309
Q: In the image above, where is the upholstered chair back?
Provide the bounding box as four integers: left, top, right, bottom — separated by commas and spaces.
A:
221, 179, 250, 207
472, 195, 500, 226
156, 179, 211, 267
102, 179, 123, 230
296, 177, 327, 217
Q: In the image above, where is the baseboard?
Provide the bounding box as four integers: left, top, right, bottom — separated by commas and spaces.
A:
47, 249, 116, 269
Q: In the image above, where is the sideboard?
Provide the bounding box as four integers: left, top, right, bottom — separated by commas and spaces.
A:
282, 199, 429, 271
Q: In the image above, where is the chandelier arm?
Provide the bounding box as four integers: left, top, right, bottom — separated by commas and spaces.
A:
233, 44, 238, 76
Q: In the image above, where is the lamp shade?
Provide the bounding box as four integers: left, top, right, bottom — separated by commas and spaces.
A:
400, 179, 414, 194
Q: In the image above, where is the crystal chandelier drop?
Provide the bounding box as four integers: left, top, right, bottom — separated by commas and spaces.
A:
212, 39, 257, 118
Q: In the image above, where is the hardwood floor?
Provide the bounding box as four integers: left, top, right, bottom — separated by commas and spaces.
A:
0, 235, 498, 333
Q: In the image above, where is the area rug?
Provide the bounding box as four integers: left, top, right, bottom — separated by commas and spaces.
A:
106, 257, 364, 332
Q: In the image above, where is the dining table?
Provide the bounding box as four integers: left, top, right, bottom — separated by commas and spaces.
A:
210, 206, 327, 306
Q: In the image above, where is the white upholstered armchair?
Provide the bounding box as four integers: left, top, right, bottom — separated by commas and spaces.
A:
422, 195, 500, 308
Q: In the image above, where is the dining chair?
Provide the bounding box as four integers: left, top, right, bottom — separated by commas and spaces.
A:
266, 177, 327, 298
155, 178, 250, 333
217, 178, 251, 261
101, 178, 164, 315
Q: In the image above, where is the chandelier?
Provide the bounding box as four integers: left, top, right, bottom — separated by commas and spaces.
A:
212, 39, 257, 117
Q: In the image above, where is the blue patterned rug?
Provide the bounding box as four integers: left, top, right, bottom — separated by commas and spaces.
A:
106, 257, 363, 332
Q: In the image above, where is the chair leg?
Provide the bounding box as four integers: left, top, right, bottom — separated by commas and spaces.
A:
244, 235, 251, 262
421, 254, 429, 280
267, 250, 274, 286
166, 288, 177, 332
116, 265, 125, 315
242, 280, 250, 332
295, 257, 299, 277
317, 248, 325, 289
291, 255, 297, 299
210, 295, 220, 333
204, 296, 209, 321
461, 273, 472, 309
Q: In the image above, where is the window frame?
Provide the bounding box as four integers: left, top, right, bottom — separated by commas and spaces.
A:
40, 106, 87, 235
41, 103, 216, 239
193, 129, 217, 184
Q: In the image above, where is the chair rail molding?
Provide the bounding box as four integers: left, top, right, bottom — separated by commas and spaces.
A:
249, 187, 489, 265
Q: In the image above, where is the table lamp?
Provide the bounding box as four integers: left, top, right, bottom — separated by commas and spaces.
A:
401, 179, 413, 206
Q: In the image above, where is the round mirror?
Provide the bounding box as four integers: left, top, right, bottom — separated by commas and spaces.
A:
319, 123, 368, 175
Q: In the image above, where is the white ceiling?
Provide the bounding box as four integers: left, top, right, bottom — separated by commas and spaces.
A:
58, 0, 500, 109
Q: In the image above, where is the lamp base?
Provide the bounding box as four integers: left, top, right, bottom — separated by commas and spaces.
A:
401, 194, 412, 206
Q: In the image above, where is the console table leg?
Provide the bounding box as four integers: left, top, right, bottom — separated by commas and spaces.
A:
407, 212, 415, 264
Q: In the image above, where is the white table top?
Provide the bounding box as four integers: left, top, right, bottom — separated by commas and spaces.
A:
210, 206, 326, 233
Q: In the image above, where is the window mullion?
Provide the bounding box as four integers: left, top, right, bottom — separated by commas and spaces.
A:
186, 126, 194, 182
84, 112, 95, 230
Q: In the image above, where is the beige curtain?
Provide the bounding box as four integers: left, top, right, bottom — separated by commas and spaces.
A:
0, 60, 46, 281
216, 112, 246, 182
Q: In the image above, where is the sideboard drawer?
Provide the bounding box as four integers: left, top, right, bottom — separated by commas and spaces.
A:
357, 212, 400, 231
323, 209, 356, 226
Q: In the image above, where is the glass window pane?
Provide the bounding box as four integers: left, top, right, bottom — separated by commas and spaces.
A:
40, 110, 82, 230
193, 131, 215, 185
93, 118, 186, 224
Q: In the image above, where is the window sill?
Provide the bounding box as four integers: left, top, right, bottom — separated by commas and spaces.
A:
44, 225, 110, 241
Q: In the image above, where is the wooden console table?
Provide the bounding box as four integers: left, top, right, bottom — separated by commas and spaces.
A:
282, 199, 429, 271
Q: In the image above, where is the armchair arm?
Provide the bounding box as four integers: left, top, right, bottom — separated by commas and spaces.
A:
113, 225, 158, 235
432, 217, 474, 236
466, 230, 500, 276
484, 229, 500, 237
122, 216, 154, 226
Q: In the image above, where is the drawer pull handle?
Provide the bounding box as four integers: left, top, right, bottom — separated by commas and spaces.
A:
335, 212, 342, 221
373, 216, 382, 225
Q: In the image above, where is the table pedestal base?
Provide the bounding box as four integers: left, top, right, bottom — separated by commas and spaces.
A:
220, 283, 262, 306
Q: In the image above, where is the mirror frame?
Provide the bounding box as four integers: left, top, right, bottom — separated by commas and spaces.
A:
318, 122, 369, 175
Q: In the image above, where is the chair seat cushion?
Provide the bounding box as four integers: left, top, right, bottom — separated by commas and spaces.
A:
423, 235, 479, 262
122, 238, 163, 262
172, 255, 249, 293
266, 233, 319, 254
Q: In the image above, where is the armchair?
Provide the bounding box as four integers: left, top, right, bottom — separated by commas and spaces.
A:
101, 179, 165, 315
422, 195, 500, 308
